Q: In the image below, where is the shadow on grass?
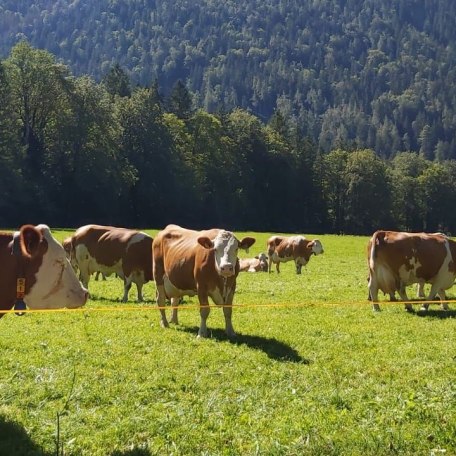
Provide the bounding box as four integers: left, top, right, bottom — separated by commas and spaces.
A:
87, 295, 156, 304
179, 326, 310, 364
415, 309, 456, 319
0, 415, 49, 456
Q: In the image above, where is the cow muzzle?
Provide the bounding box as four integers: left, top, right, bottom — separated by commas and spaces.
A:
219, 264, 235, 277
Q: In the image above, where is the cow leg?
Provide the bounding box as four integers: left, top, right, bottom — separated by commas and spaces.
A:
421, 283, 441, 311
268, 257, 273, 274
368, 275, 381, 311
421, 287, 448, 311
135, 282, 144, 303
223, 291, 236, 338
170, 297, 179, 324
156, 284, 169, 328
295, 261, 302, 275
438, 290, 449, 310
222, 305, 235, 338
122, 277, 132, 302
197, 291, 210, 338
417, 282, 425, 298
276, 262, 280, 273
397, 284, 413, 312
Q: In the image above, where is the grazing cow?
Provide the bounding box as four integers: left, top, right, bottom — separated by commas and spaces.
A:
153, 224, 256, 338
0, 224, 88, 317
367, 230, 454, 311
267, 235, 324, 274
239, 252, 268, 272
66, 225, 153, 302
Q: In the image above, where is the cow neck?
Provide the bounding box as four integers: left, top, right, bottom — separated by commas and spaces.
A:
12, 232, 27, 316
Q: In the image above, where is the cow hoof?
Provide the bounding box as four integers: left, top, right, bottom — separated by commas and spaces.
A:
197, 330, 208, 338
160, 320, 170, 328
420, 305, 429, 312
372, 304, 381, 312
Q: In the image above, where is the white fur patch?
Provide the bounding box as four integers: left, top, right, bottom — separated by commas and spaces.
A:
24, 225, 86, 309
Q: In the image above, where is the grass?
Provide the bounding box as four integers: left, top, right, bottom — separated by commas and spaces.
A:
0, 230, 455, 455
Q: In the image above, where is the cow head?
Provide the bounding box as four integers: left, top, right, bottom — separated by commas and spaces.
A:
198, 230, 256, 278
22, 225, 88, 309
308, 239, 324, 255
255, 252, 268, 272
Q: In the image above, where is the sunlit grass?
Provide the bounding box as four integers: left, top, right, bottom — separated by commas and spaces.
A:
0, 230, 455, 455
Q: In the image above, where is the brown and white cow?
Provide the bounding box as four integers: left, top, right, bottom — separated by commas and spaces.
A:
367, 230, 455, 312
153, 224, 256, 338
66, 225, 153, 302
239, 252, 268, 272
267, 235, 324, 274
63, 237, 108, 281
0, 224, 88, 317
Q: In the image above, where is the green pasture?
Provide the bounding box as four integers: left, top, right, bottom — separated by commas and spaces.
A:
0, 230, 455, 455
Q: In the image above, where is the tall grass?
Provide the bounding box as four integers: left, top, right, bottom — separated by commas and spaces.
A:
0, 230, 454, 455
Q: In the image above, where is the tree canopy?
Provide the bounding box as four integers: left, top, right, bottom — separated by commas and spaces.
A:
1, 1, 456, 157
1, 43, 456, 235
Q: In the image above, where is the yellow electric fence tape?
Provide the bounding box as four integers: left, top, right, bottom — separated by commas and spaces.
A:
1, 299, 455, 315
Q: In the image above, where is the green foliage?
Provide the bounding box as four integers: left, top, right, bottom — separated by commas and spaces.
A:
102, 63, 131, 98
0, 230, 455, 455
2, 1, 456, 157
1, 42, 456, 233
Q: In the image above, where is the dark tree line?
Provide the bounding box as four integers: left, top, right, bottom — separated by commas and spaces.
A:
2, 1, 456, 159
1, 42, 456, 235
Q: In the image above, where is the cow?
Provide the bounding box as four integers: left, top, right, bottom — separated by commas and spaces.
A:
63, 237, 108, 281
267, 235, 324, 274
239, 252, 268, 272
367, 230, 455, 312
0, 224, 88, 317
153, 224, 256, 338
66, 225, 153, 302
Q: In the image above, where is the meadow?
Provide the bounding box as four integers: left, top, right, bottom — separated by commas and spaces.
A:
0, 230, 455, 456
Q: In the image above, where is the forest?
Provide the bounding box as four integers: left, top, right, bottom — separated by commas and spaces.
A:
1, 0, 456, 159
1, 42, 456, 234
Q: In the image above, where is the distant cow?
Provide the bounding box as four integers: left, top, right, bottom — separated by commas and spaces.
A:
239, 253, 268, 272
267, 235, 324, 274
63, 237, 108, 281
0, 224, 88, 316
153, 224, 255, 337
367, 230, 454, 311
66, 225, 153, 302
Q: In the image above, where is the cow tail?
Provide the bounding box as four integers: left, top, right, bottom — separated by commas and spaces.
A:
369, 231, 385, 271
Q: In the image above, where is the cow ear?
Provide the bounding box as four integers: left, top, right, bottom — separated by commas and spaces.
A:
239, 237, 256, 252
20, 225, 43, 258
254, 255, 259, 259
198, 236, 214, 249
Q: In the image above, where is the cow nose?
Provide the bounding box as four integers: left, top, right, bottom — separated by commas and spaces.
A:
220, 264, 234, 276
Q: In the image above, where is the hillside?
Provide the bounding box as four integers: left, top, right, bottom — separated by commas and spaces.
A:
1, 0, 456, 158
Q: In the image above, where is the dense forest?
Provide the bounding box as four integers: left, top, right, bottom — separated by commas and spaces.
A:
1, 42, 456, 234
2, 0, 456, 158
